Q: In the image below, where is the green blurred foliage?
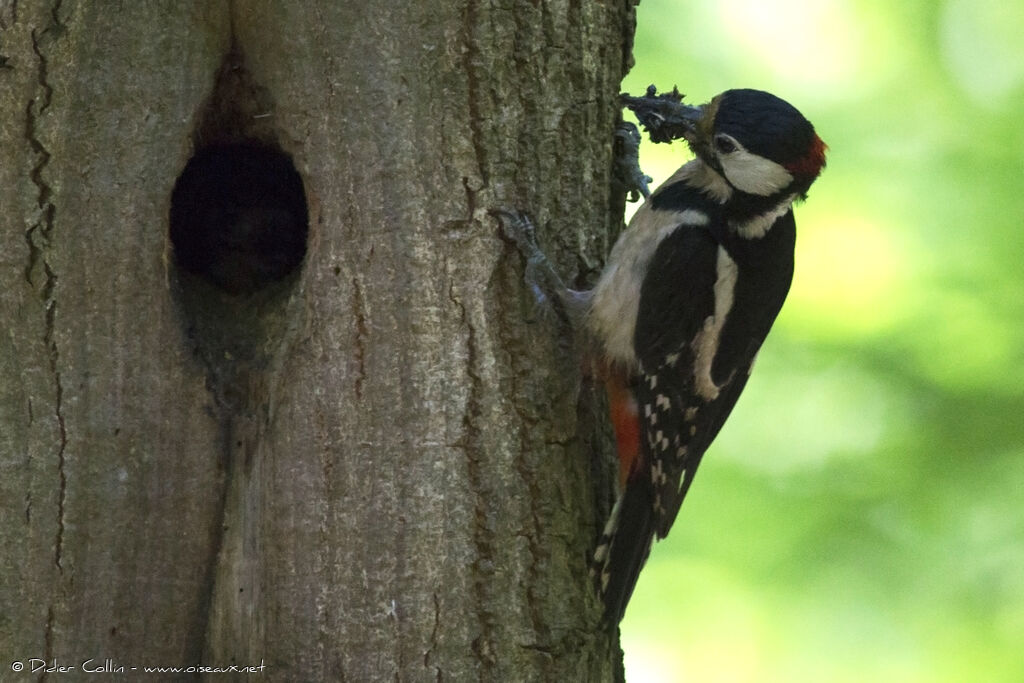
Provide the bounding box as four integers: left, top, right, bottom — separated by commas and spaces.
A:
619, 1, 1024, 681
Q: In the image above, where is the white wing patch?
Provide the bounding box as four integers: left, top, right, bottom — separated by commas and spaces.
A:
690, 246, 738, 401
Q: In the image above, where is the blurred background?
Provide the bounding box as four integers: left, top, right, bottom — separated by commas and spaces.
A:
619, 0, 1024, 680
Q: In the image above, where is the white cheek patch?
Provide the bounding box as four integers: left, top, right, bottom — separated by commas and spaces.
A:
720, 149, 794, 196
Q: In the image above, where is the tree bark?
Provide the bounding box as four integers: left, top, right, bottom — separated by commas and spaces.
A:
0, 1, 634, 680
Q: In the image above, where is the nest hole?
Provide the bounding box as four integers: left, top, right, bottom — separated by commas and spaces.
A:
169, 141, 308, 295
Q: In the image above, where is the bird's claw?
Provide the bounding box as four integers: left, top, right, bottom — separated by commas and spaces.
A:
613, 121, 652, 201
492, 209, 543, 258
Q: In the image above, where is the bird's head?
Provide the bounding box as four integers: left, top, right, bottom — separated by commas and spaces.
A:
676, 89, 827, 199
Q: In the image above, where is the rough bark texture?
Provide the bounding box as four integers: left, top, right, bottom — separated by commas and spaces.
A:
0, 1, 634, 680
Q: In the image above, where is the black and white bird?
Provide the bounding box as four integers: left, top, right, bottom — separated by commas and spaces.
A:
500, 88, 827, 624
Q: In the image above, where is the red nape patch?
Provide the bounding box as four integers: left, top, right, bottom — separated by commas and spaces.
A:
785, 134, 828, 180
606, 373, 642, 489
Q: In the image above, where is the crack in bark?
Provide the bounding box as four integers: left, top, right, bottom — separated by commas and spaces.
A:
449, 28, 501, 668
492, 216, 562, 666
513, 428, 548, 653
447, 278, 497, 674
26, 399, 34, 523
460, 0, 489, 189
190, 413, 234, 664
23, 25, 55, 286
41, 605, 55, 683
422, 592, 442, 680
501, 243, 554, 668
351, 277, 367, 400
44, 263, 67, 574
24, 2, 67, 591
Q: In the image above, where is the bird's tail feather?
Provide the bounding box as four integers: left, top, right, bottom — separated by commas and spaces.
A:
593, 476, 656, 624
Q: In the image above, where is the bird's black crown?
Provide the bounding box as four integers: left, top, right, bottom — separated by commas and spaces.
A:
713, 89, 819, 165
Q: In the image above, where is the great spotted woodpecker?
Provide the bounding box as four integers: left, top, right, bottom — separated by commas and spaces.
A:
499, 88, 827, 623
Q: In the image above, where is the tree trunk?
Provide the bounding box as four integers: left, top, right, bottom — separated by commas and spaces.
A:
0, 1, 634, 680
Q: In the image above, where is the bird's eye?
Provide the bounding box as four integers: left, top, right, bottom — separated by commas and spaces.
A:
714, 135, 737, 154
